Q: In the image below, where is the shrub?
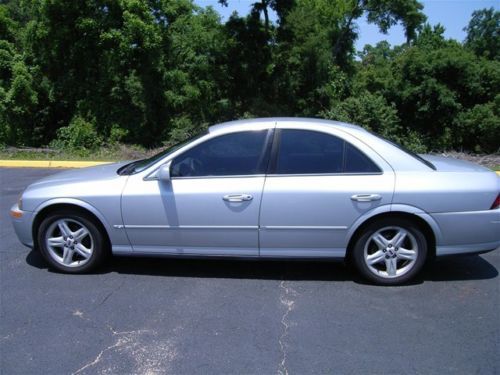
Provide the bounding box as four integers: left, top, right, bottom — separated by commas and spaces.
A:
108, 124, 128, 145
455, 95, 500, 153
166, 116, 208, 146
50, 115, 102, 154
321, 92, 401, 138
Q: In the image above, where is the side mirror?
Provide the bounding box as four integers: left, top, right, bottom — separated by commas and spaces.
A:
158, 162, 172, 182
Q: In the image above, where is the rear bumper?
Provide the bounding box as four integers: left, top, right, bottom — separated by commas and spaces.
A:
10, 204, 34, 248
437, 243, 499, 256
432, 209, 500, 256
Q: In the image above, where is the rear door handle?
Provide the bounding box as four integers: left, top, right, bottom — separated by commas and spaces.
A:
351, 194, 382, 202
223, 194, 253, 202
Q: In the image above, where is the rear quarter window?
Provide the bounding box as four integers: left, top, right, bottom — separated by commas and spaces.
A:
344, 142, 381, 173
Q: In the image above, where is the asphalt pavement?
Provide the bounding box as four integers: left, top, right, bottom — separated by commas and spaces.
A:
1, 168, 499, 374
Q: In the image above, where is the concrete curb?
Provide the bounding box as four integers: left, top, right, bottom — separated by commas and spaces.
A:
0, 160, 112, 168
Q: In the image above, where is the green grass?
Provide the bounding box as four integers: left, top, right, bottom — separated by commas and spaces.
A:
0, 144, 151, 162
0, 150, 116, 161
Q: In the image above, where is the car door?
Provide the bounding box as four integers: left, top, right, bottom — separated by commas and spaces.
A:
259, 126, 395, 258
121, 129, 273, 256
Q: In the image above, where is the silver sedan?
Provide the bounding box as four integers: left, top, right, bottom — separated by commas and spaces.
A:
10, 118, 500, 285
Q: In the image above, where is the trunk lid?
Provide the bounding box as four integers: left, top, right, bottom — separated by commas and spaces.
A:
419, 154, 492, 172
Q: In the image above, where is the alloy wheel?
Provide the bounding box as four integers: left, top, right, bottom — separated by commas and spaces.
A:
44, 219, 94, 268
363, 226, 419, 279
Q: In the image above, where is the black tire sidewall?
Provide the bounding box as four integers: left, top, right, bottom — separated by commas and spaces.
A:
37, 211, 105, 273
352, 218, 428, 285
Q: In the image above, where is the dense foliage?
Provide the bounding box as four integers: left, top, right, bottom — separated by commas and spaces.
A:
0, 0, 498, 153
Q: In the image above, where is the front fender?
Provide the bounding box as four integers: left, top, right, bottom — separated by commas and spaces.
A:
32, 198, 126, 246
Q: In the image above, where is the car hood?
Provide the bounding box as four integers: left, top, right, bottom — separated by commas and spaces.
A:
419, 154, 492, 172
26, 161, 130, 190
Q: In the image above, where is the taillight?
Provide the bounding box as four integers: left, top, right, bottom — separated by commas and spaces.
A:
491, 194, 500, 209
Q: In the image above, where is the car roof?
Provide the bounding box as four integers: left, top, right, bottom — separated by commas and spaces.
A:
208, 117, 367, 133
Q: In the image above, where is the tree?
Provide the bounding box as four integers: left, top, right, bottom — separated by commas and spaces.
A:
164, 5, 229, 139
455, 95, 500, 152
272, 0, 426, 115
464, 7, 499, 60
353, 24, 500, 152
4, 57, 39, 144
223, 11, 275, 118
0, 0, 497, 153
20, 0, 230, 146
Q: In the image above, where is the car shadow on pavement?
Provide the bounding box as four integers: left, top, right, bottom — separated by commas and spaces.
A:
421, 255, 499, 282
26, 249, 498, 284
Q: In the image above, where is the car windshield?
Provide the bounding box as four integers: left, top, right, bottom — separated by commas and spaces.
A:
371, 132, 436, 170
118, 131, 208, 175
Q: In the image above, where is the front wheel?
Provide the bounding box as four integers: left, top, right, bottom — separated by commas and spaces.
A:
352, 218, 428, 285
37, 210, 107, 273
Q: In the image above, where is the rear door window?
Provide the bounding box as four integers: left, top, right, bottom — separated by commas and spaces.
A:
274, 129, 380, 174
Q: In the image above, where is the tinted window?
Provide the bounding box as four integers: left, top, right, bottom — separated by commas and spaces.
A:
171, 131, 270, 177
276, 130, 344, 174
344, 142, 380, 173
275, 130, 380, 174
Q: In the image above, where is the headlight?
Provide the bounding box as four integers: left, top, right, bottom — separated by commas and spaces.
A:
17, 196, 23, 210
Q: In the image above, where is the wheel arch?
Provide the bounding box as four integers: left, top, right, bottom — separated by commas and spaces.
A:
32, 199, 112, 250
345, 205, 440, 261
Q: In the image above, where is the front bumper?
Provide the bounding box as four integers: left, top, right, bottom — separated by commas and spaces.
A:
10, 203, 35, 248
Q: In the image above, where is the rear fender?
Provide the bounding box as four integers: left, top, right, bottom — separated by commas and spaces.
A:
345, 203, 443, 245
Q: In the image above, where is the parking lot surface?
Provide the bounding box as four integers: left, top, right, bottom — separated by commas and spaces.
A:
1, 167, 499, 374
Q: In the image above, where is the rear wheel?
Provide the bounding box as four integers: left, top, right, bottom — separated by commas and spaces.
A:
352, 218, 427, 285
37, 210, 107, 273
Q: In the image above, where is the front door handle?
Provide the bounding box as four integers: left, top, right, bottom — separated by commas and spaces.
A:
223, 194, 253, 202
351, 194, 382, 202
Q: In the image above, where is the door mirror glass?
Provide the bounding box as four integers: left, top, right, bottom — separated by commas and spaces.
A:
158, 162, 171, 181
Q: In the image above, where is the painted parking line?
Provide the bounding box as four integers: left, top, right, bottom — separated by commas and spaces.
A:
0, 160, 112, 168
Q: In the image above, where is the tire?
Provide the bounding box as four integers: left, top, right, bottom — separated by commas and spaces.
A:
37, 209, 108, 273
352, 218, 428, 285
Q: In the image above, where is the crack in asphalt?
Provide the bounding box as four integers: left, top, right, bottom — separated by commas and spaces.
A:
71, 326, 178, 375
71, 337, 127, 375
96, 280, 125, 308
70, 308, 179, 375
278, 280, 297, 375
